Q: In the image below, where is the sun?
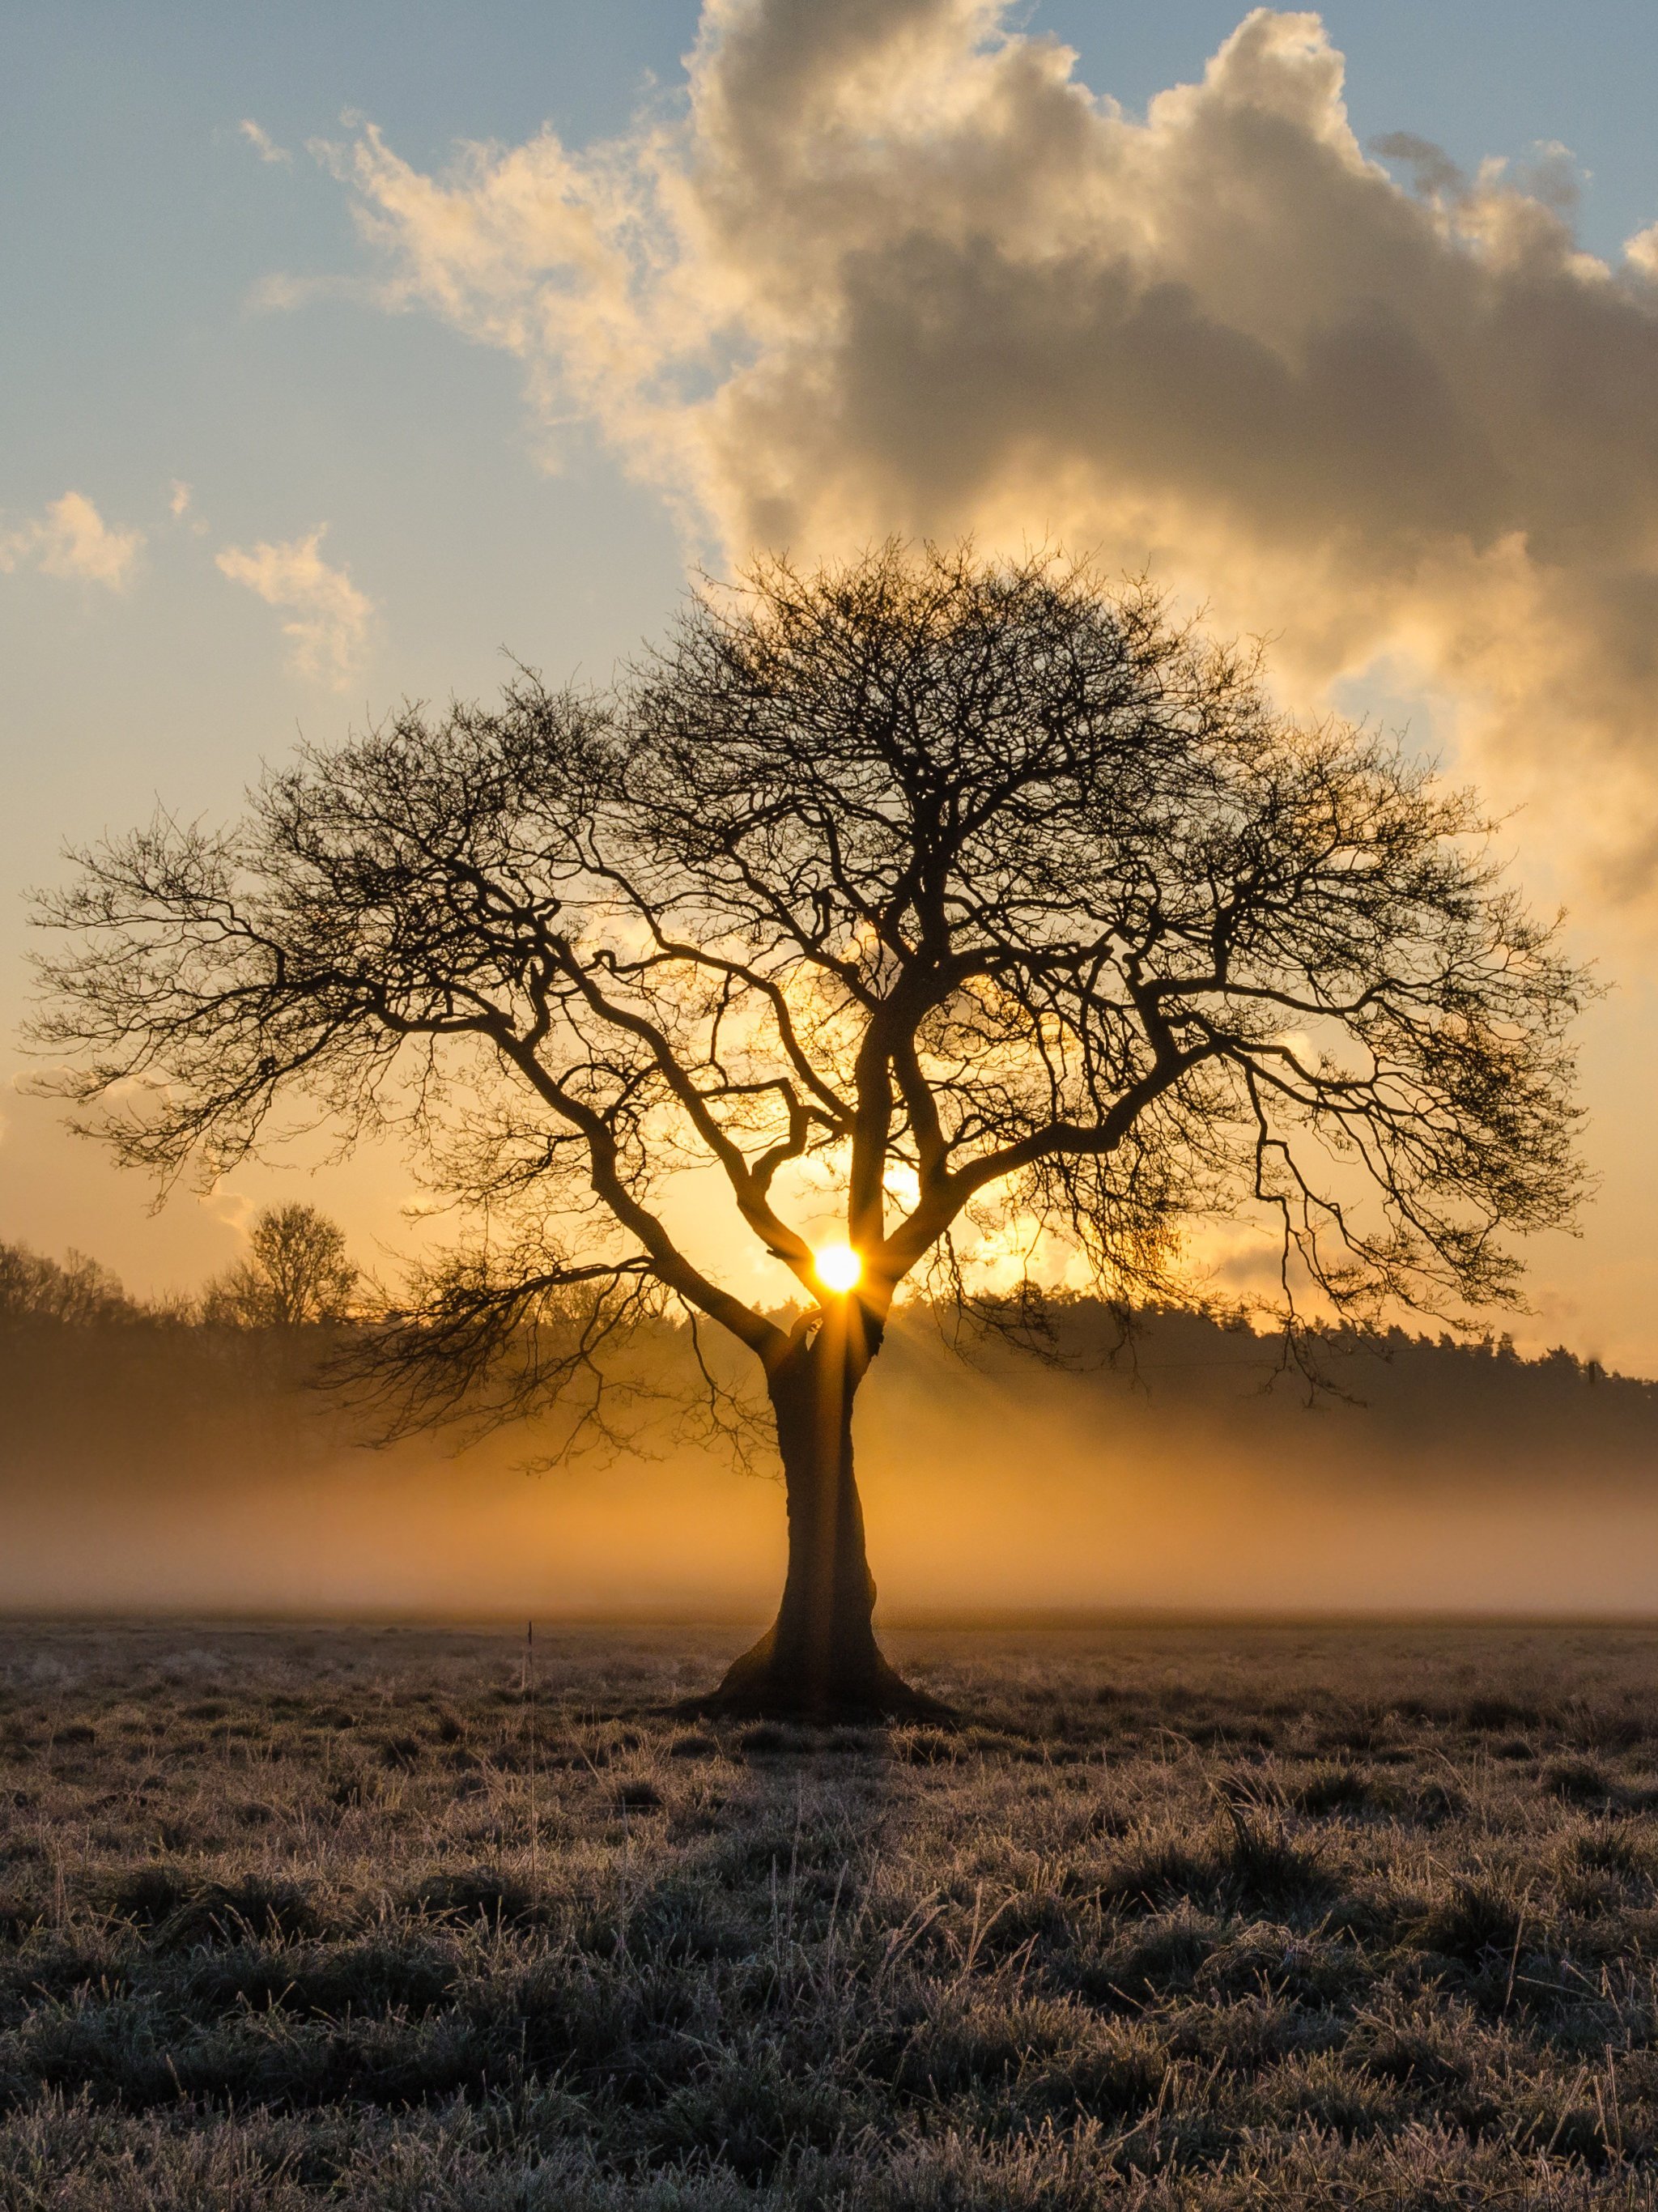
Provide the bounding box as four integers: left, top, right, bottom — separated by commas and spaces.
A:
814, 1243, 863, 1294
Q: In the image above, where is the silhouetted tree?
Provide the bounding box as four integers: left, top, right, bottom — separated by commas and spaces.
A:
0, 1241, 135, 1328
32, 545, 1590, 1714
202, 1203, 358, 1329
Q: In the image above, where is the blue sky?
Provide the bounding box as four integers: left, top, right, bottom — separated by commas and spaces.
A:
9, 2, 1658, 1361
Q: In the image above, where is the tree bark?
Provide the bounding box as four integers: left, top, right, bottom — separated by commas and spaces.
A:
701, 1301, 945, 1720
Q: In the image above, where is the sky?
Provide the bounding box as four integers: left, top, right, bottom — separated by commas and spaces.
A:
9, 2, 1658, 1367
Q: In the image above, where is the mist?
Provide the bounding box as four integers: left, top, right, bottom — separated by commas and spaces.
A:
5, 1300, 1656, 1620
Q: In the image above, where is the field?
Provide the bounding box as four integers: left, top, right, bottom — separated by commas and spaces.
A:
4, 1623, 1658, 2206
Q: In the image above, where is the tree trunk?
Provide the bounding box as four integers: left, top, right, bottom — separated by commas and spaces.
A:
702, 1302, 945, 1721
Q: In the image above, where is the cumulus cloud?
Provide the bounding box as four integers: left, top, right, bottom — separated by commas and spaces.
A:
215, 526, 374, 687
309, 2, 1658, 894
0, 491, 144, 589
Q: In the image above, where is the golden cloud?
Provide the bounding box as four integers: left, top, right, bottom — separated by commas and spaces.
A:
314, 2, 1658, 893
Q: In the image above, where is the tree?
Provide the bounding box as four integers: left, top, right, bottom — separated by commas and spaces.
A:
32, 544, 1589, 1716
201, 1203, 358, 1329
0, 1241, 135, 1328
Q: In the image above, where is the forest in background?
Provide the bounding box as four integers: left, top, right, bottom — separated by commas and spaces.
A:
3, 1230, 1656, 1620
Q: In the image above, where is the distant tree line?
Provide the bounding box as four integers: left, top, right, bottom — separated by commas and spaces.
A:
0, 1205, 373, 1506
2, 1208, 1638, 1394
977, 1300, 1656, 1474
3, 1207, 1656, 1597
0, 1203, 358, 1335
1, 1205, 1647, 1452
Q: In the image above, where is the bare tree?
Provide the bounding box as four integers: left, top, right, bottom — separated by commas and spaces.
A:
0, 1242, 136, 1328
31, 545, 1590, 1715
201, 1203, 358, 1329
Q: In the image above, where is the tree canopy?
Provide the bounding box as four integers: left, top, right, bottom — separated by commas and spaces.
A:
202, 1203, 359, 1330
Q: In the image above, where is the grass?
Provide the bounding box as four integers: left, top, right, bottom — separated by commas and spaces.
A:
3, 1621, 1658, 2204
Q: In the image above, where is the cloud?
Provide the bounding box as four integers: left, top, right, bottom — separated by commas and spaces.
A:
307, 2, 1658, 897
169, 480, 209, 535
215, 526, 374, 687
0, 491, 144, 589
240, 118, 292, 165
244, 270, 372, 315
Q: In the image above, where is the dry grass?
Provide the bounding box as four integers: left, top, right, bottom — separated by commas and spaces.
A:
4, 1620, 1658, 2206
